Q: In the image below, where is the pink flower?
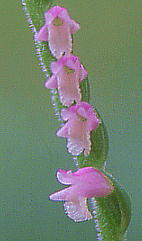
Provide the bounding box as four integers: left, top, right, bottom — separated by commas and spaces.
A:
45, 55, 88, 106
49, 167, 114, 222
36, 6, 80, 58
57, 102, 101, 156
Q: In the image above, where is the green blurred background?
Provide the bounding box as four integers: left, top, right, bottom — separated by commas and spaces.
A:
0, 0, 142, 240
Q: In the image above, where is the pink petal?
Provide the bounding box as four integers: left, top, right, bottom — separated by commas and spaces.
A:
75, 168, 114, 198
56, 123, 69, 138
36, 25, 48, 41
58, 7, 72, 22
49, 186, 73, 201
45, 6, 63, 23
73, 167, 95, 177
48, 7, 80, 35
63, 55, 80, 70
69, 20, 80, 34
57, 169, 75, 185
86, 110, 100, 131
75, 102, 101, 131
45, 75, 58, 89
77, 107, 88, 119
48, 23, 72, 59
60, 108, 70, 121
64, 198, 92, 222
87, 117, 100, 131
67, 104, 79, 115
57, 70, 81, 106
50, 55, 79, 74
50, 61, 62, 74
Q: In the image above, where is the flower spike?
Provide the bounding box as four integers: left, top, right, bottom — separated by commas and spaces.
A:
36, 6, 80, 59
57, 102, 101, 156
49, 167, 114, 222
45, 55, 88, 106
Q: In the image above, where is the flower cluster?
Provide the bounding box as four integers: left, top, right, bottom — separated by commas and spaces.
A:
37, 6, 114, 222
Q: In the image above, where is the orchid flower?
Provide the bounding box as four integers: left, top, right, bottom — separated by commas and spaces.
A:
45, 55, 88, 106
57, 102, 101, 156
49, 167, 114, 222
36, 6, 80, 59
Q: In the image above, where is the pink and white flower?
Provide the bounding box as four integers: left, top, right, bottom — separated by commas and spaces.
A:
36, 6, 80, 58
49, 167, 114, 222
57, 102, 101, 156
45, 55, 88, 106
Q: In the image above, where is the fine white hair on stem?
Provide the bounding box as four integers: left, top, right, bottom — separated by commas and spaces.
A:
22, 0, 50, 78
89, 197, 103, 241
